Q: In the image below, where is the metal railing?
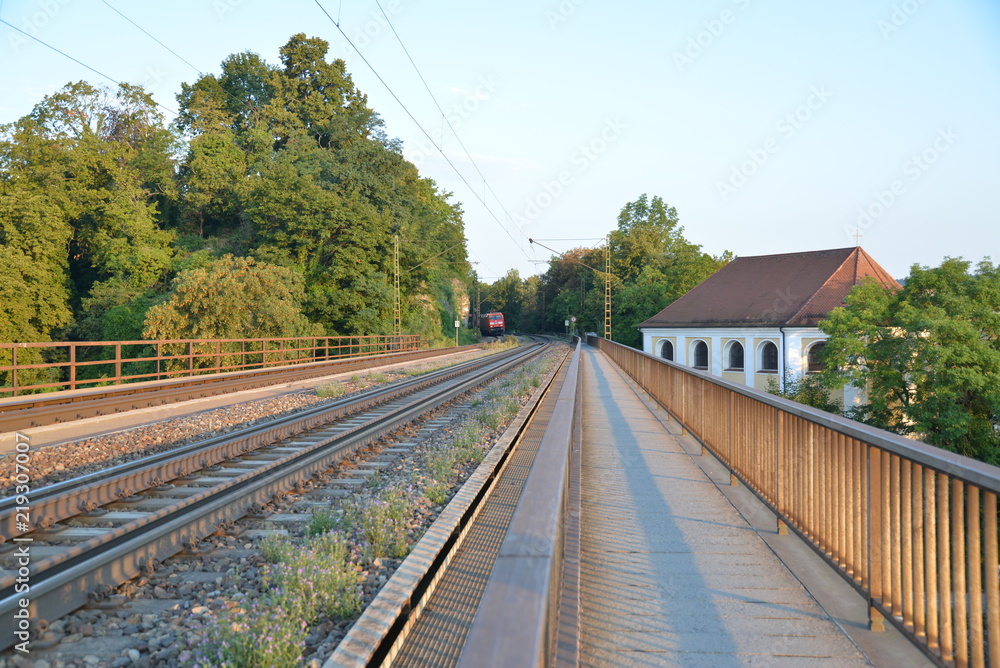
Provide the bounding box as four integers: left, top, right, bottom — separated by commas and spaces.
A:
590, 336, 1000, 668
0, 335, 423, 396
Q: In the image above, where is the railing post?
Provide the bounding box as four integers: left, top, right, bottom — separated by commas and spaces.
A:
985, 492, 999, 668
776, 410, 783, 533
11, 346, 17, 397
867, 445, 883, 631
69, 344, 77, 391
115, 343, 122, 383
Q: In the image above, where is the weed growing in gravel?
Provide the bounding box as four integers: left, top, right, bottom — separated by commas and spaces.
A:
306, 507, 338, 536
364, 468, 387, 491
185, 597, 307, 668
477, 407, 503, 430
366, 372, 389, 384
361, 486, 414, 559
452, 422, 482, 450
267, 532, 364, 620
350, 373, 363, 384
401, 362, 444, 377
260, 533, 291, 563
426, 448, 454, 481
315, 382, 346, 398
424, 480, 449, 505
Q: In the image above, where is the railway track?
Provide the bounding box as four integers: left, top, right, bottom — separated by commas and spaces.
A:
0, 340, 549, 652
0, 344, 487, 435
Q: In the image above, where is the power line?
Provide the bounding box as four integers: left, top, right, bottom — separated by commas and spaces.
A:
96, 1, 256, 124
312, 0, 530, 260
0, 18, 177, 117
99, 0, 201, 75
372, 0, 521, 240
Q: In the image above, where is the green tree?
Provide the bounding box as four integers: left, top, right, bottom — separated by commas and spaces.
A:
143, 255, 317, 340
1, 81, 177, 341
819, 258, 1000, 464
174, 34, 469, 340
0, 189, 73, 342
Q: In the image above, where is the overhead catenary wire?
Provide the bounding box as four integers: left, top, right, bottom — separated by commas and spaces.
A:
0, 18, 178, 117
372, 0, 521, 240
95, 1, 259, 124
99, 0, 201, 75
312, 0, 531, 261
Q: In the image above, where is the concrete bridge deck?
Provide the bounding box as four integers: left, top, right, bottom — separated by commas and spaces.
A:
578, 346, 929, 667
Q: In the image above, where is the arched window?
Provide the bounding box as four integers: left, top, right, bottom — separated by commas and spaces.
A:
692, 340, 708, 370
807, 342, 826, 374
760, 341, 778, 373
660, 340, 674, 361
726, 342, 744, 371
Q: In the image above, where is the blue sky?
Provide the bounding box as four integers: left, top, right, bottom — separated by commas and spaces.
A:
1, 0, 998, 282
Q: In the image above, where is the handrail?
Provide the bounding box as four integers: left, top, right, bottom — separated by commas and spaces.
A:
457, 337, 582, 668
589, 335, 1000, 667
0, 335, 423, 396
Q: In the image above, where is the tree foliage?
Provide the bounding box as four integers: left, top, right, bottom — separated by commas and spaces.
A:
144, 256, 316, 340
0, 82, 176, 342
818, 258, 1000, 464
0, 33, 472, 351
173, 33, 468, 339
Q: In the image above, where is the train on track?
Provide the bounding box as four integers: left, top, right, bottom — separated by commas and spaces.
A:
479, 312, 506, 337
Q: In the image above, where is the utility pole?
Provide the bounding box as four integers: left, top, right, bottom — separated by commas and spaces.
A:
605, 234, 612, 341
393, 235, 401, 339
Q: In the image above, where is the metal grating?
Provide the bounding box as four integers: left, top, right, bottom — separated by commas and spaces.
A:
391, 365, 566, 667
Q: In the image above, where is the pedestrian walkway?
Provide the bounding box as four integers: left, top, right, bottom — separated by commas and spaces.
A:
578, 346, 871, 667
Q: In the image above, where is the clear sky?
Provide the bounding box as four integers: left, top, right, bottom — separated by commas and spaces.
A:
1, 0, 998, 282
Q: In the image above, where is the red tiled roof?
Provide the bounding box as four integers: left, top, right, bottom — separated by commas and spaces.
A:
637, 247, 901, 329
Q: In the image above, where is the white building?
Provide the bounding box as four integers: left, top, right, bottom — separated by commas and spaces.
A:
637, 247, 900, 405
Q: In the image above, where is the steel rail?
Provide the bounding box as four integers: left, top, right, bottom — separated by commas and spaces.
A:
0, 345, 486, 434
0, 341, 548, 651
0, 344, 532, 542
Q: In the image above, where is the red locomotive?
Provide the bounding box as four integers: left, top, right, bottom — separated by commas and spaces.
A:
479, 312, 505, 336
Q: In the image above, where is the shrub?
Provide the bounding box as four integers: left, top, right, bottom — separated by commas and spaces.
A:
315, 382, 345, 398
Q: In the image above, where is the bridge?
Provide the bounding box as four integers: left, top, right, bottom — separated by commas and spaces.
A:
332, 337, 999, 667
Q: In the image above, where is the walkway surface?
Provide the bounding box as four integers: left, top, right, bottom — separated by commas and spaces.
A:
578, 346, 871, 667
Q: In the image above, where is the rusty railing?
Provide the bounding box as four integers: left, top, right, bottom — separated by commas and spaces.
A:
0, 335, 423, 396
590, 336, 1000, 668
